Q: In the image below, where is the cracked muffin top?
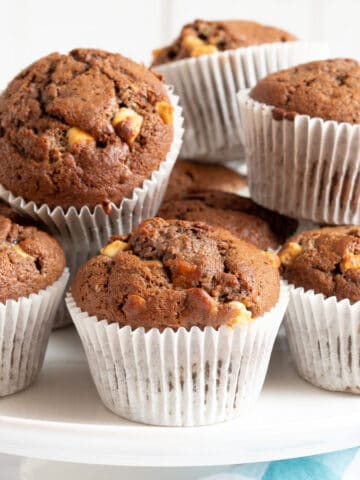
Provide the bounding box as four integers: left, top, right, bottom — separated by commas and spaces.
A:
159, 191, 297, 250
250, 58, 360, 123
71, 217, 280, 331
152, 19, 296, 65
163, 159, 246, 201
0, 201, 65, 302
279, 226, 360, 304
0, 49, 174, 210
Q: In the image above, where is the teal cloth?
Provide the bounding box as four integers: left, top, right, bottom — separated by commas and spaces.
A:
199, 448, 360, 480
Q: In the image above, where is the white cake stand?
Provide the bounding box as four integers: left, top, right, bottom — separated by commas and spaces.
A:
0, 328, 359, 467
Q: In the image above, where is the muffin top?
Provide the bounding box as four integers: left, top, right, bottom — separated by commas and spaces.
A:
0, 48, 174, 210
72, 217, 280, 331
159, 191, 297, 250
0, 202, 65, 302
279, 226, 360, 304
250, 58, 360, 123
164, 159, 246, 201
152, 19, 296, 65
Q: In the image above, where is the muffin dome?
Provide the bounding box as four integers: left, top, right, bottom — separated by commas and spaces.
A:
152, 19, 296, 65
72, 217, 280, 330
0, 48, 174, 209
0, 202, 65, 302
250, 58, 360, 123
159, 191, 297, 250
279, 226, 360, 304
164, 159, 246, 201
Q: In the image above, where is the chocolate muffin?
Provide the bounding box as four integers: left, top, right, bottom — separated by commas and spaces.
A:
250, 58, 360, 123
279, 226, 360, 304
159, 191, 297, 250
0, 48, 174, 209
72, 217, 280, 331
152, 19, 296, 65
164, 159, 246, 201
0, 203, 65, 302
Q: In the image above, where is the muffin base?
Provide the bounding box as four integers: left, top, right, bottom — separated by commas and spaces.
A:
237, 89, 360, 224
66, 283, 289, 426
155, 41, 328, 163
0, 268, 69, 396
285, 285, 360, 393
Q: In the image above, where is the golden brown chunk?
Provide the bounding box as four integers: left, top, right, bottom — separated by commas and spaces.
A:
67, 127, 96, 148
123, 294, 146, 314
226, 301, 253, 327
263, 251, 281, 268
167, 259, 200, 288
340, 252, 360, 272
155, 101, 174, 125
191, 44, 218, 57
183, 35, 205, 50
112, 108, 143, 146
12, 244, 35, 260
279, 242, 302, 266
100, 240, 130, 258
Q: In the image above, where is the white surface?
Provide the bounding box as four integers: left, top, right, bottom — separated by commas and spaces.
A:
21, 458, 226, 480
1, 0, 360, 88
0, 328, 359, 467
0, 453, 226, 480
2, 451, 360, 480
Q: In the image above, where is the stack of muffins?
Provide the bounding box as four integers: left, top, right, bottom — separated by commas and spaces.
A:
0, 18, 357, 429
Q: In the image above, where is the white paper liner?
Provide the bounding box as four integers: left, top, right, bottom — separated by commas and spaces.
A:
0, 268, 69, 396
284, 285, 360, 393
0, 89, 183, 328
238, 89, 360, 224
66, 283, 289, 426
155, 41, 328, 164
192, 143, 247, 165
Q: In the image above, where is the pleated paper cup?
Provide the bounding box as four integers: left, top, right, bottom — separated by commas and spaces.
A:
238, 89, 360, 224
0, 268, 69, 397
284, 285, 360, 393
66, 283, 288, 426
0, 89, 183, 328
155, 41, 328, 164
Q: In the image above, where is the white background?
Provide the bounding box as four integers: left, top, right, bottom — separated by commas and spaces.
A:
1, 0, 359, 87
